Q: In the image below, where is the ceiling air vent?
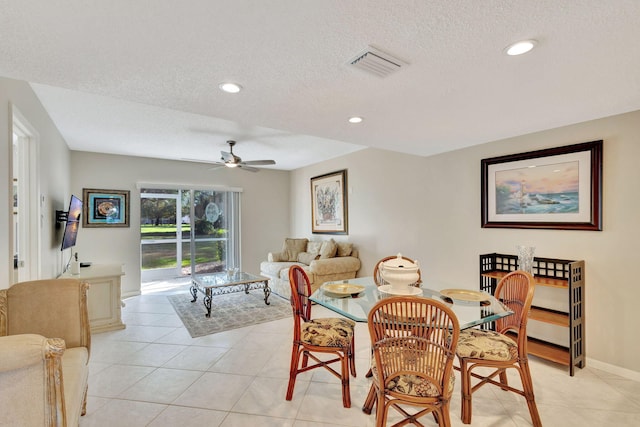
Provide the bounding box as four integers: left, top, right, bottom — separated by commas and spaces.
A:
348, 46, 406, 78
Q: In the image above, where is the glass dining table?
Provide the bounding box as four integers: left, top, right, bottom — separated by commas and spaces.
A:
310, 276, 513, 329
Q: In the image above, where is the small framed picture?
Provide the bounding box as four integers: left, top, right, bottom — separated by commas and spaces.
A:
83, 188, 130, 228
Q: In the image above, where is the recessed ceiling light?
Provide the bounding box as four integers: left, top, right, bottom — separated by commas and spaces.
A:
219, 82, 242, 93
348, 116, 363, 124
505, 39, 537, 56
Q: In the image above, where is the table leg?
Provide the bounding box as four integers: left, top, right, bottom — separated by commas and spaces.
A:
204, 289, 212, 318
263, 281, 271, 305
190, 283, 198, 302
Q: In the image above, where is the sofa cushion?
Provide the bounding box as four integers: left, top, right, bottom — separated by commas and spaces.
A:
297, 252, 317, 265
336, 242, 353, 257
282, 238, 308, 262
307, 241, 322, 258
319, 239, 338, 259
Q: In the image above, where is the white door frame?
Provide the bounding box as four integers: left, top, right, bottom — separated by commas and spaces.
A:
11, 105, 41, 283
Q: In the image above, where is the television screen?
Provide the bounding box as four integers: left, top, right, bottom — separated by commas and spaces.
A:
61, 195, 82, 251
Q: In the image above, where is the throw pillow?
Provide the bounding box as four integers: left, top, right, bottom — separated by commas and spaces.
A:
336, 242, 353, 257
307, 241, 322, 259
282, 238, 308, 262
297, 252, 316, 265
319, 238, 338, 259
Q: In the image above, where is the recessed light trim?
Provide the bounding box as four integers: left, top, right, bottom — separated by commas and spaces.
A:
505, 39, 537, 56
219, 82, 242, 93
348, 116, 363, 124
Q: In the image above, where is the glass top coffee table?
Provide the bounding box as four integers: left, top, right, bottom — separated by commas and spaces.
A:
190, 271, 271, 317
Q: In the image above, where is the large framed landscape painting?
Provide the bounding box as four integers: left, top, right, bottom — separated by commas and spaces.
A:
311, 169, 348, 234
481, 140, 602, 230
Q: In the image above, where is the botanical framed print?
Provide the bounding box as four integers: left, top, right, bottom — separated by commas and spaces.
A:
481, 140, 602, 230
83, 188, 130, 228
311, 169, 348, 234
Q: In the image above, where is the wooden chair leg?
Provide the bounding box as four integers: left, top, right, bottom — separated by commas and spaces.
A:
362, 383, 377, 414
459, 359, 472, 424
375, 390, 387, 427
349, 339, 357, 377
286, 346, 301, 401
519, 360, 542, 427
341, 351, 351, 408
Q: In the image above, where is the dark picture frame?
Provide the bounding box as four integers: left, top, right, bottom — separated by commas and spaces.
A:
311, 169, 348, 234
83, 188, 130, 228
481, 140, 602, 231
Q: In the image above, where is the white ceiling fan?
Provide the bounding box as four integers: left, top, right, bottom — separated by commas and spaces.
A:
187, 140, 276, 172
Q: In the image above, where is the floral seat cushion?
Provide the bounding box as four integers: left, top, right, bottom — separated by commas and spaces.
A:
371, 357, 455, 398
456, 329, 518, 361
301, 318, 355, 347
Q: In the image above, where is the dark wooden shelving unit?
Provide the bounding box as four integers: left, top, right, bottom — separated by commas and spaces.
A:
480, 253, 585, 376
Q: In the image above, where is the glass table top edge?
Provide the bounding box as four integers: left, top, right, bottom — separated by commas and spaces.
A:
310, 277, 514, 328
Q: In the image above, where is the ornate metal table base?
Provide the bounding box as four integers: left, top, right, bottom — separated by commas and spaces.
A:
190, 274, 271, 318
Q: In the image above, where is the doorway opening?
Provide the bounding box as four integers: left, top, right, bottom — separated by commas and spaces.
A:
11, 105, 40, 284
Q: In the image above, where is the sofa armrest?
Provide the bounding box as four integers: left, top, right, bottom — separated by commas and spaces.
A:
268, 251, 287, 262
309, 256, 361, 276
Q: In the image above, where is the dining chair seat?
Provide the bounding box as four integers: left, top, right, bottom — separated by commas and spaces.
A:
370, 360, 456, 399
301, 318, 355, 347
456, 329, 518, 361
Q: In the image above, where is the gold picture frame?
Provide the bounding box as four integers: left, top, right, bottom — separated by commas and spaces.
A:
82, 188, 130, 228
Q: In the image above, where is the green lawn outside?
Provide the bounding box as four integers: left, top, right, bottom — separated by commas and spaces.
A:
141, 240, 226, 269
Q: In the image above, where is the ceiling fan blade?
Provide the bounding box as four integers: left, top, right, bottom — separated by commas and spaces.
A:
208, 164, 226, 171
181, 158, 224, 165
242, 160, 276, 166
238, 165, 259, 172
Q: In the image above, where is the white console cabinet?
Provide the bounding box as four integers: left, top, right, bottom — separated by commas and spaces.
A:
62, 264, 125, 333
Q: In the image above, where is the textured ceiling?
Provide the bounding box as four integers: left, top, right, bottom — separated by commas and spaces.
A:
2, 1, 640, 170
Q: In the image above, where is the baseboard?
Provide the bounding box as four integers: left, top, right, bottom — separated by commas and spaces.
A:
122, 290, 141, 299
588, 357, 640, 382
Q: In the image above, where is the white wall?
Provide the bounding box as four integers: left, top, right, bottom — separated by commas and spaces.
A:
70, 151, 290, 297
290, 109, 640, 376
0, 78, 71, 287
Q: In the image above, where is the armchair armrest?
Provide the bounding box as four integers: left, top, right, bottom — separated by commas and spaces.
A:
0, 334, 67, 426
268, 251, 288, 262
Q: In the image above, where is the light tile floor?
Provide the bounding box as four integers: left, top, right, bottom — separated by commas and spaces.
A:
80, 278, 640, 426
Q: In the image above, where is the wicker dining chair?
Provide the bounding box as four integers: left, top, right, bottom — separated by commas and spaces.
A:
455, 270, 542, 426
373, 255, 422, 287
363, 296, 460, 427
286, 265, 357, 407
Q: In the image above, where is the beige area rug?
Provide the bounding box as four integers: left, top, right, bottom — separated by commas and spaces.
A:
167, 290, 292, 338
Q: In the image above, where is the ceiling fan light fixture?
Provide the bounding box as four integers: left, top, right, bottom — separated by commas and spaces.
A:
504, 39, 537, 56
225, 162, 239, 168
219, 82, 242, 93
348, 116, 363, 124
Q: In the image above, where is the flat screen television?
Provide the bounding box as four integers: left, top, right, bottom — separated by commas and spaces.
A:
61, 195, 82, 251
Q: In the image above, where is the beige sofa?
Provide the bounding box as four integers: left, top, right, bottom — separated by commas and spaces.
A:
260, 238, 361, 299
0, 279, 91, 427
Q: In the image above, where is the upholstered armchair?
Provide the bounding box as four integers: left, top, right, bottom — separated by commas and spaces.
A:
0, 278, 91, 426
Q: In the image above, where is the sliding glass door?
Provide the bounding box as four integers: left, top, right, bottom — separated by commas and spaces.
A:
140, 187, 240, 282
